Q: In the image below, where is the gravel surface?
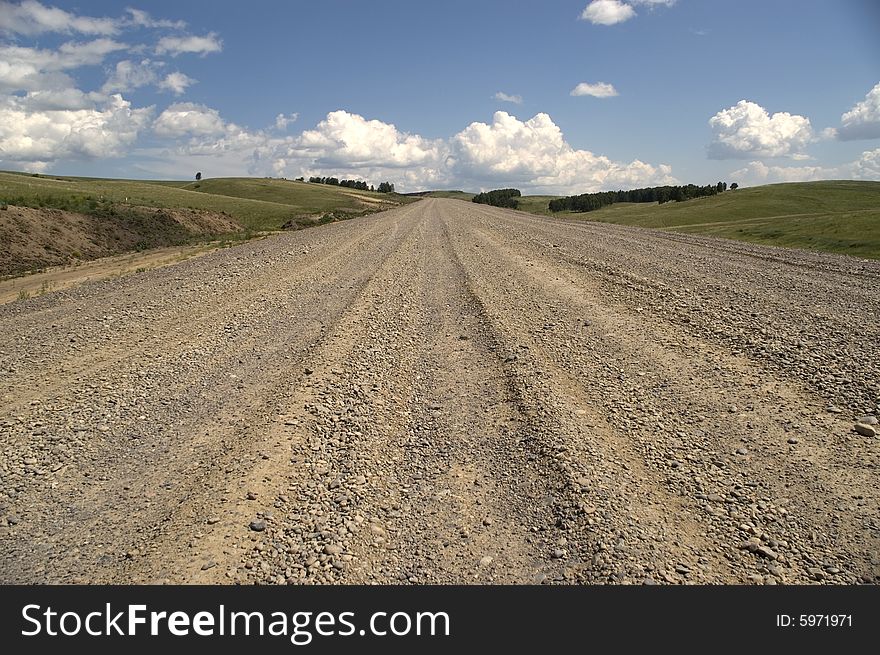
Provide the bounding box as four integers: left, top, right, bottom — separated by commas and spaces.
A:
0, 198, 877, 585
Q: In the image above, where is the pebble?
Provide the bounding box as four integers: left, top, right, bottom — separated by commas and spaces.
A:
479, 556, 494, 567
787, 437, 799, 444
857, 415, 878, 425
551, 549, 566, 559
249, 520, 267, 532
323, 544, 343, 556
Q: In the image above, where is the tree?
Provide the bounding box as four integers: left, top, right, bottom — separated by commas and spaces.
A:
472, 188, 521, 208
378, 181, 395, 193
195, 172, 202, 181
730, 182, 738, 190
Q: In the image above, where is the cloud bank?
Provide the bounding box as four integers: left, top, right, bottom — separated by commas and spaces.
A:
148, 106, 677, 194
730, 149, 880, 185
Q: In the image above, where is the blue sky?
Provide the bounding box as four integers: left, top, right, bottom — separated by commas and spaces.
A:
1, 0, 879, 192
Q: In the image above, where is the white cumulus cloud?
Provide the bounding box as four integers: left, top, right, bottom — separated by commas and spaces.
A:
155, 33, 222, 57
0, 40, 128, 93
570, 81, 618, 98
153, 102, 227, 137
579, 0, 674, 25
0, 2, 190, 35
101, 59, 160, 94
494, 91, 523, 104
837, 82, 880, 141
0, 0, 118, 35
730, 149, 880, 186
288, 110, 446, 169
450, 111, 676, 193
146, 108, 676, 194
123, 8, 186, 30
157, 71, 196, 95
580, 0, 635, 25
708, 100, 814, 159
274, 112, 299, 130
0, 93, 152, 170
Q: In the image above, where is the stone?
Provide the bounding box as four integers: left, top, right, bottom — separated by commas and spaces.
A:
755, 546, 778, 560
857, 415, 878, 425
249, 520, 267, 532
479, 556, 494, 567
323, 544, 343, 556
853, 423, 877, 438
551, 549, 566, 559
787, 437, 799, 444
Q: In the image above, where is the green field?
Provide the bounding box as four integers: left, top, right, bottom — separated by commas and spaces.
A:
515, 181, 880, 260
0, 171, 414, 232
513, 195, 561, 216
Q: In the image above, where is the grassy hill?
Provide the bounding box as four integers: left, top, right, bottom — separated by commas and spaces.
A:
0, 171, 417, 276
425, 190, 475, 201
0, 172, 414, 232
516, 181, 880, 260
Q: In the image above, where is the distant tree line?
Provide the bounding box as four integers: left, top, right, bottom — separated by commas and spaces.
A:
548, 182, 730, 213
308, 176, 396, 193
472, 188, 522, 209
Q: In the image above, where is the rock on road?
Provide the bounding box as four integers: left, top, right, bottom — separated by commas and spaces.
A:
1, 198, 878, 585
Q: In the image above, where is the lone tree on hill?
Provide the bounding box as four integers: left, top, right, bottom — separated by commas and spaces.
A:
195, 172, 202, 181
730, 182, 738, 190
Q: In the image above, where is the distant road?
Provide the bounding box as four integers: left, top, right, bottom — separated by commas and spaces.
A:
1, 198, 877, 585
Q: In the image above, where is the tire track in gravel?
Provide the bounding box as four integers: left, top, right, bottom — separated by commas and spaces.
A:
0, 203, 422, 583
210, 200, 567, 585
0, 209, 407, 413
451, 213, 878, 583
464, 203, 880, 416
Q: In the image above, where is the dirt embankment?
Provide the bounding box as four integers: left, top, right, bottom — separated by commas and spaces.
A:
0, 204, 242, 276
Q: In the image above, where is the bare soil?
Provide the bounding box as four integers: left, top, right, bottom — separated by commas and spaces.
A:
0, 204, 241, 276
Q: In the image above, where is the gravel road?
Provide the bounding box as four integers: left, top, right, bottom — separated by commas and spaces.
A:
1, 198, 877, 585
